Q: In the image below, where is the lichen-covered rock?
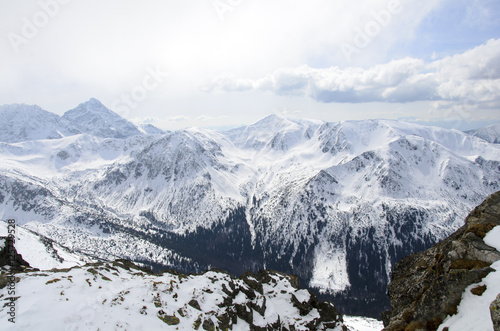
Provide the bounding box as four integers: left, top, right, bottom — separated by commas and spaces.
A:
384, 191, 500, 331
491, 293, 500, 331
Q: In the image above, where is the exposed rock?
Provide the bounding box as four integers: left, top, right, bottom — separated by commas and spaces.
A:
0, 236, 30, 272
188, 299, 201, 310
384, 191, 500, 330
470, 285, 487, 296
492, 293, 500, 331
157, 310, 180, 325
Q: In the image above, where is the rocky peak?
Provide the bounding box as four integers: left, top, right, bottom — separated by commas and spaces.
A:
383, 191, 500, 330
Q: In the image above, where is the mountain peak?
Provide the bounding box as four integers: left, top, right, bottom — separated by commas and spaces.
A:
62, 99, 143, 139
83, 97, 107, 109
466, 122, 500, 144
252, 113, 292, 128
70, 98, 115, 116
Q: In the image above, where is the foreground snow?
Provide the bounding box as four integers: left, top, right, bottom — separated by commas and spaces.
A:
344, 315, 384, 331
0, 261, 345, 330
438, 225, 500, 331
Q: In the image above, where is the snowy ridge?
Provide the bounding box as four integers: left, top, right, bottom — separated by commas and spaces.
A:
466, 123, 500, 144
0, 260, 346, 330
0, 107, 499, 316
0, 99, 163, 144
0, 104, 79, 143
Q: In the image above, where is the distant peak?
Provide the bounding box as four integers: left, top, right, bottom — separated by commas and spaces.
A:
252, 114, 290, 127
87, 98, 103, 105
66, 98, 116, 117
80, 98, 107, 110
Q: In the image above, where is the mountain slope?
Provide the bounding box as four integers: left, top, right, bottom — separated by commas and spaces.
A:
0, 110, 499, 317
0, 99, 163, 144
466, 123, 500, 144
62, 98, 145, 139
0, 104, 79, 143
0, 220, 92, 270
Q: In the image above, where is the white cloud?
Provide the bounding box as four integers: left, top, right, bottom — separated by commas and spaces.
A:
204, 39, 500, 109
0, 0, 498, 129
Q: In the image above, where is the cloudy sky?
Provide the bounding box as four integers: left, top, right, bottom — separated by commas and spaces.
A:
1, 0, 499, 130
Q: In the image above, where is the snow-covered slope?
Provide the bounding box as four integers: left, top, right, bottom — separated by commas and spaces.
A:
62, 98, 145, 139
0, 110, 499, 316
466, 123, 500, 144
0, 260, 346, 330
0, 104, 79, 143
0, 99, 163, 143
0, 220, 92, 270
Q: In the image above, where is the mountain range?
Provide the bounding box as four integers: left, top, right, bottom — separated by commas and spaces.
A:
0, 99, 499, 317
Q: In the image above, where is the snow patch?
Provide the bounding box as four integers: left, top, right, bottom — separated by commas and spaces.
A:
310, 244, 350, 292
344, 315, 384, 331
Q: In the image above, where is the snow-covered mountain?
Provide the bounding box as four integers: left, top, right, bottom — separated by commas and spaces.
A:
62, 98, 153, 139
0, 107, 499, 317
466, 123, 500, 144
0, 99, 163, 143
0, 104, 79, 143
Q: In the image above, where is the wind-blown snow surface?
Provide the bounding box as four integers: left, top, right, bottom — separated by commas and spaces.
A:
0, 110, 499, 316
438, 226, 500, 331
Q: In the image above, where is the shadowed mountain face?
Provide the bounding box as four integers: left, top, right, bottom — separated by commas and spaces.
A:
1, 105, 499, 316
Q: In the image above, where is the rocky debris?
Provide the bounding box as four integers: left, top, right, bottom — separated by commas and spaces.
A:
492, 293, 500, 331
383, 191, 500, 331
212, 269, 346, 330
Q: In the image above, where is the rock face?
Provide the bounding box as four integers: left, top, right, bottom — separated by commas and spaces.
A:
492, 293, 500, 331
383, 191, 500, 330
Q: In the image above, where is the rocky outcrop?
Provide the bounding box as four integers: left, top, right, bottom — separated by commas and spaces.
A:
383, 191, 500, 330
492, 293, 500, 331
0, 236, 30, 272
